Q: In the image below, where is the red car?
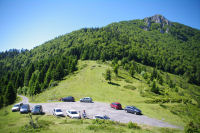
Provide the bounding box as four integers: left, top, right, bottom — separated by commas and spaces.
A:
110, 102, 122, 110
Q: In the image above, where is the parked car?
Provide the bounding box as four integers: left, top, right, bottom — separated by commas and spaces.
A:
124, 106, 142, 115
53, 108, 64, 116
61, 96, 75, 102
80, 97, 93, 103
66, 110, 81, 119
110, 102, 122, 110
20, 104, 30, 114
93, 115, 110, 120
31, 105, 43, 115
12, 103, 23, 112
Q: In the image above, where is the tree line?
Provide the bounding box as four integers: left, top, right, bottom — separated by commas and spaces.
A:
0, 54, 77, 108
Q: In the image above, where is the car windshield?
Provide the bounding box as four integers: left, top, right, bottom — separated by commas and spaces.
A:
116, 104, 121, 106
33, 107, 40, 111
56, 109, 62, 112
14, 105, 19, 107
21, 105, 28, 109
71, 111, 78, 114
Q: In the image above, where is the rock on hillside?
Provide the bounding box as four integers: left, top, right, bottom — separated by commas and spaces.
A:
143, 14, 171, 33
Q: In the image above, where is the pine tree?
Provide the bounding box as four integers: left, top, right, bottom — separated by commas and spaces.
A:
114, 64, 119, 76
28, 70, 39, 96
105, 69, 111, 83
44, 68, 52, 89
0, 96, 3, 108
129, 65, 135, 78
4, 82, 16, 105
151, 68, 158, 80
24, 64, 34, 86
151, 80, 159, 94
54, 62, 64, 80
34, 81, 40, 94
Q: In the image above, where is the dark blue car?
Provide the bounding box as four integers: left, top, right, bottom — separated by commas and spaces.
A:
61, 96, 75, 102
124, 106, 142, 115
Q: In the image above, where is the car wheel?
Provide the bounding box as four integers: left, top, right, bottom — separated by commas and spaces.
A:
134, 112, 137, 115
125, 110, 128, 113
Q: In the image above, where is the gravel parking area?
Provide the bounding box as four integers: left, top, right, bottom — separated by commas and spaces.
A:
19, 95, 181, 129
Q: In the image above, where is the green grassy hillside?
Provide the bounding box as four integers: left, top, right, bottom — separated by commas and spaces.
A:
30, 60, 195, 127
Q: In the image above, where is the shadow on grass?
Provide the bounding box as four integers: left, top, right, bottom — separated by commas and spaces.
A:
108, 82, 120, 86
133, 76, 141, 81
159, 104, 167, 109
118, 75, 125, 79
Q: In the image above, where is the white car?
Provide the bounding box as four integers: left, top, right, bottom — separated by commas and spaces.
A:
53, 108, 64, 116
66, 110, 81, 119
93, 115, 110, 120
12, 103, 23, 112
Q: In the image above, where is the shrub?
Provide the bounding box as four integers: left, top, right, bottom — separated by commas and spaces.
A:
124, 85, 136, 90
19, 116, 54, 133
144, 98, 192, 104
49, 81, 58, 88
127, 122, 141, 129
184, 121, 200, 133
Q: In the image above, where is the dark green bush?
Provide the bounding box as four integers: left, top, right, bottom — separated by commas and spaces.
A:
184, 121, 200, 133
124, 85, 136, 90
127, 122, 141, 129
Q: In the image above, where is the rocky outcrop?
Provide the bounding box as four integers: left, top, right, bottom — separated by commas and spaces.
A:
143, 14, 171, 33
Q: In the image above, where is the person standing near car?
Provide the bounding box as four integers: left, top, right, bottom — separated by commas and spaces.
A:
82, 110, 86, 118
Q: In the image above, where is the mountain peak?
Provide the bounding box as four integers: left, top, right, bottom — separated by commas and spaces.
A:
143, 14, 171, 33
145, 14, 170, 24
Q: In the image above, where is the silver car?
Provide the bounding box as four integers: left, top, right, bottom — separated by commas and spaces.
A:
12, 103, 23, 112
80, 97, 93, 103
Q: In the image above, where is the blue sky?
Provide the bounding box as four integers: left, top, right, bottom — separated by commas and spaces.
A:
0, 0, 200, 52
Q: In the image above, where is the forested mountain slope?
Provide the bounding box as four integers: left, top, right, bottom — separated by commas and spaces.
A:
0, 14, 200, 107
30, 14, 200, 84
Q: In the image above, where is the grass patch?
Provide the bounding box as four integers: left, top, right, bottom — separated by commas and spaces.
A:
124, 79, 133, 83
86, 124, 125, 133
127, 121, 141, 129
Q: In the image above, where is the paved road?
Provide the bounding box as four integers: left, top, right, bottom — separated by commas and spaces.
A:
18, 95, 181, 129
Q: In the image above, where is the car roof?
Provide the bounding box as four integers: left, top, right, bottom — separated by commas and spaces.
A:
63, 96, 74, 99
22, 104, 29, 106
113, 102, 121, 104
95, 114, 104, 117
84, 97, 91, 98
68, 110, 77, 112
67, 96, 73, 98
126, 106, 136, 108
54, 108, 62, 110
34, 105, 42, 107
